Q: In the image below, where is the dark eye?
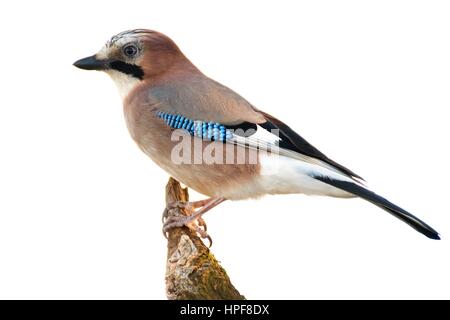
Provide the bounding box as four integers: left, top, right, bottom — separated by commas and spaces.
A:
123, 44, 138, 57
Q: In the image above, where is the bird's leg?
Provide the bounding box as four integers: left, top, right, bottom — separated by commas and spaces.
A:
163, 197, 226, 246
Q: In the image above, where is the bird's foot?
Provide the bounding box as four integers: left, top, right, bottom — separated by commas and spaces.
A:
162, 200, 212, 247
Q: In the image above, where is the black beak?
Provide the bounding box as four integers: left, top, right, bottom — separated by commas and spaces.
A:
73, 55, 108, 71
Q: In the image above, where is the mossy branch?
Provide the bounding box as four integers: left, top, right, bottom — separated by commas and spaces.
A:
164, 177, 245, 300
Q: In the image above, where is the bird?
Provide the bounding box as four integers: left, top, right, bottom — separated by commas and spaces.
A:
74, 29, 440, 241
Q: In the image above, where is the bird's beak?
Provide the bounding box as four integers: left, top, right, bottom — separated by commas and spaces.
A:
73, 55, 109, 71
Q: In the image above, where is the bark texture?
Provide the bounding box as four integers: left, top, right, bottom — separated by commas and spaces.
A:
164, 177, 245, 300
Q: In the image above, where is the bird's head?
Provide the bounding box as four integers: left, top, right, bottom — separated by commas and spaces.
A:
74, 29, 188, 99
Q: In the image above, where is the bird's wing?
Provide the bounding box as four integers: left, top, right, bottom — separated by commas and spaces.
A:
151, 76, 363, 181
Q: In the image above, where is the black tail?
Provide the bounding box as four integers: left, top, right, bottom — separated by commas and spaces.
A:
314, 176, 440, 240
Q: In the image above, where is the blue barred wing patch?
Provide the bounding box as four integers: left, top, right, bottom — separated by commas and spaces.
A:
156, 111, 233, 142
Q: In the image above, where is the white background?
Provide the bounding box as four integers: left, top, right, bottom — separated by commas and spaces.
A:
0, 0, 449, 299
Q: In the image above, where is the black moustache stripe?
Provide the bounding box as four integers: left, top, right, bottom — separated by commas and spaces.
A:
109, 61, 144, 80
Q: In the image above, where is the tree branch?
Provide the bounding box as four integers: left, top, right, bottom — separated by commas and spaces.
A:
164, 177, 245, 300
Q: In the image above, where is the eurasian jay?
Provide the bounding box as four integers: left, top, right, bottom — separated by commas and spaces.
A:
74, 29, 440, 241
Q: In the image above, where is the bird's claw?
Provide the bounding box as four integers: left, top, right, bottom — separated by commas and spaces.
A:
162, 201, 212, 247
162, 201, 194, 222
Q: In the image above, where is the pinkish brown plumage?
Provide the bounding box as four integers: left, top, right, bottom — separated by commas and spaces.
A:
73, 29, 440, 240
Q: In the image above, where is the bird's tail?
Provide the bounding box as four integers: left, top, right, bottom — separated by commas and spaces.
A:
314, 175, 440, 240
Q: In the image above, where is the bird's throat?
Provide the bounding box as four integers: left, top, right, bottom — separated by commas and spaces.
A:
106, 69, 142, 101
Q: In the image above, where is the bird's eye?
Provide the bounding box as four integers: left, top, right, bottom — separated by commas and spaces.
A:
123, 44, 138, 58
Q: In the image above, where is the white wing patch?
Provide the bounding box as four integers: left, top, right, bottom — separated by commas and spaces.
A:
228, 124, 364, 183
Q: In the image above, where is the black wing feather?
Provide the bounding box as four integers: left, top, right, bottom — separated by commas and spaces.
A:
258, 111, 364, 180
